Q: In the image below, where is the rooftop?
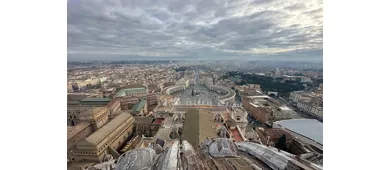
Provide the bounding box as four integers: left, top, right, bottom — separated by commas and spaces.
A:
67, 100, 81, 105
212, 157, 253, 170
106, 97, 121, 109
232, 107, 247, 117
154, 126, 172, 141
152, 118, 164, 125
80, 98, 112, 102
274, 119, 323, 145
279, 106, 292, 111
116, 87, 147, 97
236, 142, 314, 170
246, 95, 270, 99
230, 129, 244, 142
258, 128, 294, 140
67, 122, 91, 140
148, 84, 158, 90
122, 87, 146, 91
182, 109, 218, 147
83, 113, 134, 145
124, 84, 146, 89
131, 99, 147, 113
79, 107, 106, 116
134, 117, 154, 125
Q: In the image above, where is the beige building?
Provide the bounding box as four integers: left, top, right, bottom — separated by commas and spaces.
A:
297, 101, 323, 117
67, 106, 93, 126
70, 78, 100, 90
106, 98, 123, 120
78, 107, 109, 131
134, 117, 155, 136
107, 98, 121, 113
67, 122, 93, 150
147, 92, 159, 106
120, 96, 141, 110
289, 91, 313, 103
69, 113, 135, 162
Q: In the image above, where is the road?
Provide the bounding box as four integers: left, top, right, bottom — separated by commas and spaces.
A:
194, 70, 200, 85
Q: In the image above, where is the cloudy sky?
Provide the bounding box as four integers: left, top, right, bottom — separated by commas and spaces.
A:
68, 0, 322, 61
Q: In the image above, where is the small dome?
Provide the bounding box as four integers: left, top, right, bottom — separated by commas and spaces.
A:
116, 148, 156, 170
208, 138, 238, 157
217, 125, 227, 133
214, 113, 224, 123
225, 118, 237, 127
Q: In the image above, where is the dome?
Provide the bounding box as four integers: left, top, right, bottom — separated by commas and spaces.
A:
214, 113, 224, 123
116, 148, 156, 170
217, 126, 228, 138
174, 113, 185, 122
208, 138, 238, 157
225, 118, 237, 128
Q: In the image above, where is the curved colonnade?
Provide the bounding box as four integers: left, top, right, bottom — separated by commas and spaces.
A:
203, 82, 236, 105
162, 82, 235, 106
162, 84, 186, 95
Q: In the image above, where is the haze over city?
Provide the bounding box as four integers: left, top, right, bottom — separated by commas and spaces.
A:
68, 0, 322, 61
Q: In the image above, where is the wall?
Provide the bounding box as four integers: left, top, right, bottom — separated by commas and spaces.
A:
147, 93, 159, 105
109, 123, 134, 151
248, 104, 272, 123
71, 118, 135, 163
92, 109, 109, 130
67, 106, 94, 126
256, 129, 293, 147
67, 124, 94, 150
271, 110, 292, 121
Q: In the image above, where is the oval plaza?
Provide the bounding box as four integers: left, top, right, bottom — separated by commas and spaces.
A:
162, 70, 236, 107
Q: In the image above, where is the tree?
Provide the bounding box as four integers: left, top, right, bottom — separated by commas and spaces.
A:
276, 134, 287, 151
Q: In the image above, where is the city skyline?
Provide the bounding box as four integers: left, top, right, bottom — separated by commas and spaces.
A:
66, 64, 324, 169
68, 0, 323, 61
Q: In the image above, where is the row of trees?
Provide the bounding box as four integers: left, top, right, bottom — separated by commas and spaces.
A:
223, 72, 307, 96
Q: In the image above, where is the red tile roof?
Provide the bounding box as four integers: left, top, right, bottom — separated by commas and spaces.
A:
230, 129, 243, 142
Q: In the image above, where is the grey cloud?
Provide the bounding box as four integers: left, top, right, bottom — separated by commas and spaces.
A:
284, 3, 307, 11
68, 0, 322, 60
